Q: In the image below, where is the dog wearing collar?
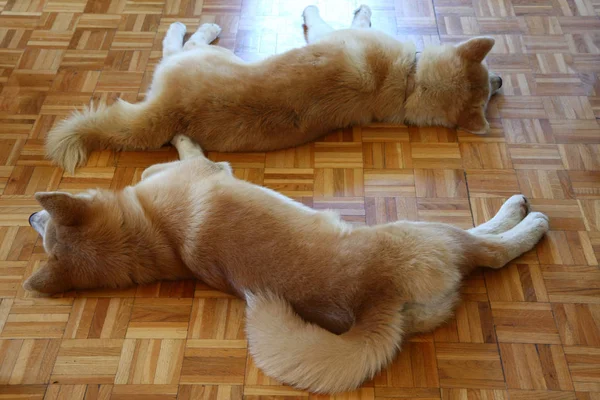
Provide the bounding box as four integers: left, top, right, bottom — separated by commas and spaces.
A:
46, 5, 503, 173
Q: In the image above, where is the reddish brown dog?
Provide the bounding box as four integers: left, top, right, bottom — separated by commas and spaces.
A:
29, 135, 546, 393
46, 5, 502, 173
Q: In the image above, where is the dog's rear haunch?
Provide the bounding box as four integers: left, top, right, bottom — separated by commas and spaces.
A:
46, 5, 502, 173
28, 135, 547, 393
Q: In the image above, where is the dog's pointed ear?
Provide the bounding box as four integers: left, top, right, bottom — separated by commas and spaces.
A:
456, 37, 495, 63
23, 256, 72, 294
34, 192, 88, 226
458, 108, 490, 135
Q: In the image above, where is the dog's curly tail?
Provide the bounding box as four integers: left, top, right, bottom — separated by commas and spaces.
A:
245, 291, 404, 394
46, 99, 172, 174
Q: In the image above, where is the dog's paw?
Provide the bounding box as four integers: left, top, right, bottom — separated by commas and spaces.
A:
303, 5, 320, 23
167, 22, 187, 36
502, 194, 530, 221
522, 211, 550, 239
354, 4, 372, 19
199, 23, 221, 42
171, 134, 191, 147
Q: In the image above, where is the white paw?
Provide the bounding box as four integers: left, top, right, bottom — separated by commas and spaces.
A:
354, 4, 372, 18
171, 134, 190, 146
522, 211, 550, 238
303, 5, 320, 22
168, 22, 187, 36
199, 23, 221, 42
501, 194, 529, 222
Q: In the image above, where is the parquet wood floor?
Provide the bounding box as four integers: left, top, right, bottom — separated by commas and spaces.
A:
0, 0, 599, 398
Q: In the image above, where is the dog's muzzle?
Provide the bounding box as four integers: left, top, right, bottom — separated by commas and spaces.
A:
497, 76, 502, 88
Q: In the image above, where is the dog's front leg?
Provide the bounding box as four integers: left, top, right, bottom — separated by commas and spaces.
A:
171, 134, 233, 176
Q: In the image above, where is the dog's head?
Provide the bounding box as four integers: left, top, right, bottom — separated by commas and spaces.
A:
406, 36, 501, 134
25, 190, 143, 294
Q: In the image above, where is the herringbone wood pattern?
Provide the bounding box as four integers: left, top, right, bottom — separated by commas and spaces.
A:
0, 0, 599, 398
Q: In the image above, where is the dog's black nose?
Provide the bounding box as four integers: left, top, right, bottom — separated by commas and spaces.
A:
497, 76, 502, 88
28, 212, 37, 226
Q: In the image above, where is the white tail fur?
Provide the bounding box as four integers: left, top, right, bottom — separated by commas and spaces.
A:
46, 100, 159, 174
245, 292, 405, 393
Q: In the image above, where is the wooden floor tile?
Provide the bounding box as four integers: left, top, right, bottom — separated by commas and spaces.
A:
263, 168, 314, 197
178, 385, 243, 400
461, 143, 513, 169
451, 301, 496, 344
491, 302, 561, 344
51, 339, 123, 384
264, 145, 313, 169
125, 298, 192, 339
528, 199, 586, 231
559, 145, 600, 171
485, 262, 548, 303
409, 143, 462, 169
363, 142, 411, 169
0, 339, 60, 384
188, 298, 245, 340
542, 265, 600, 303
1, 298, 72, 339
110, 384, 178, 400
314, 143, 363, 169
464, 170, 520, 198
551, 120, 600, 144
43, 384, 88, 400
0, 385, 47, 400
365, 197, 417, 225
509, 144, 563, 169
435, 343, 505, 389
517, 169, 575, 200
364, 169, 415, 197
63, 298, 133, 339
502, 119, 554, 144
414, 169, 467, 198
314, 168, 364, 197
553, 303, 600, 346
180, 341, 247, 385
537, 231, 598, 265
441, 389, 508, 400
115, 339, 184, 384
500, 343, 573, 391
509, 390, 577, 400
564, 346, 600, 392
416, 198, 473, 229
374, 339, 439, 388
569, 171, 600, 199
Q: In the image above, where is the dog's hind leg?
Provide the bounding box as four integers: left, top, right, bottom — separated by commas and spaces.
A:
351, 5, 372, 28
183, 23, 222, 51
403, 292, 460, 335
466, 211, 549, 271
302, 6, 334, 44
468, 195, 529, 235
163, 22, 187, 58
